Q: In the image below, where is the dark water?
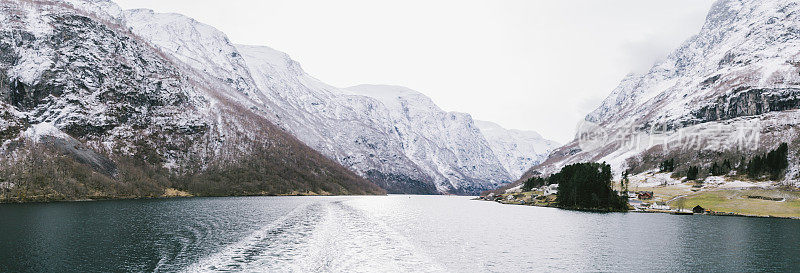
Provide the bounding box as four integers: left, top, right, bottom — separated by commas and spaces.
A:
0, 195, 798, 272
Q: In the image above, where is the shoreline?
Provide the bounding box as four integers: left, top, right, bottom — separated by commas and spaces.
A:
0, 192, 391, 205
477, 197, 800, 220
629, 208, 800, 220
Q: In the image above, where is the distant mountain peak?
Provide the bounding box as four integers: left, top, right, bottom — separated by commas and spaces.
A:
475, 120, 559, 179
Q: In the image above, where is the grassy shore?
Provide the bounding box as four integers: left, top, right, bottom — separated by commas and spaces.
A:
620, 171, 800, 218
672, 189, 800, 218
483, 181, 800, 219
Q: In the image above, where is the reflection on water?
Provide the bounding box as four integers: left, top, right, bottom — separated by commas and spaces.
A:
0, 195, 798, 272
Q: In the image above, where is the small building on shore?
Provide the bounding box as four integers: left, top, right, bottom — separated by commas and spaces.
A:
637, 191, 654, 200
543, 184, 559, 196
692, 205, 706, 214
651, 202, 670, 210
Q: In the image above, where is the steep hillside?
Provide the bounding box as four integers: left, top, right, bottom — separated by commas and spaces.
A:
121, 7, 516, 194
0, 0, 553, 197
345, 85, 512, 193
474, 120, 559, 179
234, 45, 437, 194
513, 0, 800, 189
0, 0, 383, 202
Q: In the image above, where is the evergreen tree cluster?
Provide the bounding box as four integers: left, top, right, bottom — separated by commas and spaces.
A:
746, 143, 789, 180
551, 162, 628, 211
659, 159, 675, 172
710, 159, 733, 176
621, 170, 630, 194
686, 166, 700, 181
522, 176, 547, 191
653, 143, 790, 182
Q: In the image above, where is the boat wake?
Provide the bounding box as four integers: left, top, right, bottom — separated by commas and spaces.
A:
181, 199, 445, 272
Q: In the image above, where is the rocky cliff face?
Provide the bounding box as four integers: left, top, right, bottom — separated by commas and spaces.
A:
0, 0, 555, 196
586, 0, 800, 129
514, 0, 800, 188
120, 7, 541, 194
0, 0, 383, 201
345, 85, 513, 193
236, 46, 437, 194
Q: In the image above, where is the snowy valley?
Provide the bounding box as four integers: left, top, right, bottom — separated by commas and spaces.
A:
0, 0, 556, 199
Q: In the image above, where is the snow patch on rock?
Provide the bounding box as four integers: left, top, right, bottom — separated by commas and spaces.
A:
23, 122, 69, 142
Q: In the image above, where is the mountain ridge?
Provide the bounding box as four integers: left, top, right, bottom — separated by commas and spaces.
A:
0, 0, 557, 197
474, 120, 560, 179
507, 0, 800, 192
120, 5, 554, 194
0, 0, 384, 201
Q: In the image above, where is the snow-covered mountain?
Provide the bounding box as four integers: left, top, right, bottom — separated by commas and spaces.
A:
474, 120, 559, 179
344, 85, 513, 193
1, 0, 553, 195
0, 0, 383, 199
118, 7, 527, 194
515, 0, 800, 188
236, 45, 437, 194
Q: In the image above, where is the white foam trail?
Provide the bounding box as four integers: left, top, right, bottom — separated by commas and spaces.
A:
181, 199, 446, 272
180, 202, 322, 272
278, 200, 446, 273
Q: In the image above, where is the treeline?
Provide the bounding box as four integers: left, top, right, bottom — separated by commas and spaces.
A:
521, 176, 547, 191
659, 159, 675, 172
0, 145, 170, 202
523, 162, 628, 211
709, 160, 733, 176
656, 143, 790, 181
0, 142, 384, 203
554, 163, 629, 211
746, 143, 789, 180
173, 146, 384, 196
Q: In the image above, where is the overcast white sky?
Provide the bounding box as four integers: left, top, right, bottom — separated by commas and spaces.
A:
115, 0, 715, 143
